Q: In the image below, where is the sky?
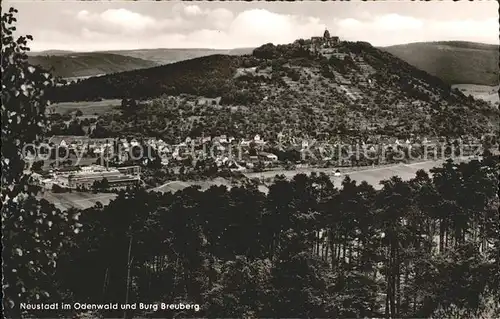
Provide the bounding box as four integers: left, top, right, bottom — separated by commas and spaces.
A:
6, 0, 499, 52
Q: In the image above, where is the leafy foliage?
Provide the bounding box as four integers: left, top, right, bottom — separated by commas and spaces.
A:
1, 8, 80, 317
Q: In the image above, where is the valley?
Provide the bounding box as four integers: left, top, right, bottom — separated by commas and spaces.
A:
4, 2, 499, 318
38, 35, 498, 216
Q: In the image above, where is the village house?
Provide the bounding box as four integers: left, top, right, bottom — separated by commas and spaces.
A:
219, 135, 228, 144
254, 134, 265, 145
197, 96, 221, 106
301, 139, 310, 150
212, 136, 221, 145
130, 138, 140, 147
259, 152, 278, 161
248, 155, 259, 163
201, 136, 212, 144
229, 161, 246, 172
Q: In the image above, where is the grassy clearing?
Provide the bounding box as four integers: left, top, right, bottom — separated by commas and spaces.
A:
452, 84, 499, 105
246, 160, 450, 190
40, 160, 468, 210
154, 178, 232, 193
337, 163, 424, 189
48, 99, 122, 116
39, 191, 117, 211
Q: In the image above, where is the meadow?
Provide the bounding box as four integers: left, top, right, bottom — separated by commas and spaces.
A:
47, 99, 123, 116
452, 84, 499, 105
41, 159, 452, 210
39, 191, 117, 211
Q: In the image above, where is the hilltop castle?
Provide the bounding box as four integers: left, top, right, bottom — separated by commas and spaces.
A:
310, 29, 340, 48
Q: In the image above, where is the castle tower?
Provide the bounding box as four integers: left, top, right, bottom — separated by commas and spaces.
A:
323, 29, 331, 39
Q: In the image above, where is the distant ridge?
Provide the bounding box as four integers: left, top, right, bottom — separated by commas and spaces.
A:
382, 41, 499, 86
28, 50, 75, 56
104, 47, 255, 66
30, 40, 498, 85
27, 47, 255, 78
27, 52, 158, 78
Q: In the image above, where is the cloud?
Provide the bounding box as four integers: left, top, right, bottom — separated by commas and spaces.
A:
431, 18, 498, 42
27, 6, 498, 51
183, 5, 203, 17
63, 7, 328, 50
334, 14, 497, 46
207, 8, 234, 30
73, 5, 236, 37
75, 8, 188, 35
99, 9, 157, 31
373, 14, 423, 30
228, 9, 326, 46
337, 18, 362, 29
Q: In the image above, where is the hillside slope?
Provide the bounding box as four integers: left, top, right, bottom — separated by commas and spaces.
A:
28, 50, 74, 56
27, 52, 158, 78
382, 41, 499, 86
51, 39, 499, 139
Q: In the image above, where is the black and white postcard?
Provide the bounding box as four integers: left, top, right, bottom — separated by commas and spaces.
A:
2, 1, 499, 318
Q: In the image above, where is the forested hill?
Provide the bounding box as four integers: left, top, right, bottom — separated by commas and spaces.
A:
49, 39, 499, 138
27, 48, 254, 78
382, 41, 499, 86
27, 52, 158, 78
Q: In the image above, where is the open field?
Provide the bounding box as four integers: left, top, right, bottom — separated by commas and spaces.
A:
39, 157, 478, 210
333, 161, 439, 190
39, 177, 234, 211
39, 191, 117, 211
154, 177, 233, 193
48, 99, 122, 116
245, 160, 448, 191
452, 84, 499, 105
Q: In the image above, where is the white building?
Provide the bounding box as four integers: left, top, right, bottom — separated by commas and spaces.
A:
264, 153, 278, 161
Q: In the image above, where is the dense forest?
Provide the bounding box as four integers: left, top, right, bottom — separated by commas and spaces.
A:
2, 7, 500, 319
5, 155, 500, 319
